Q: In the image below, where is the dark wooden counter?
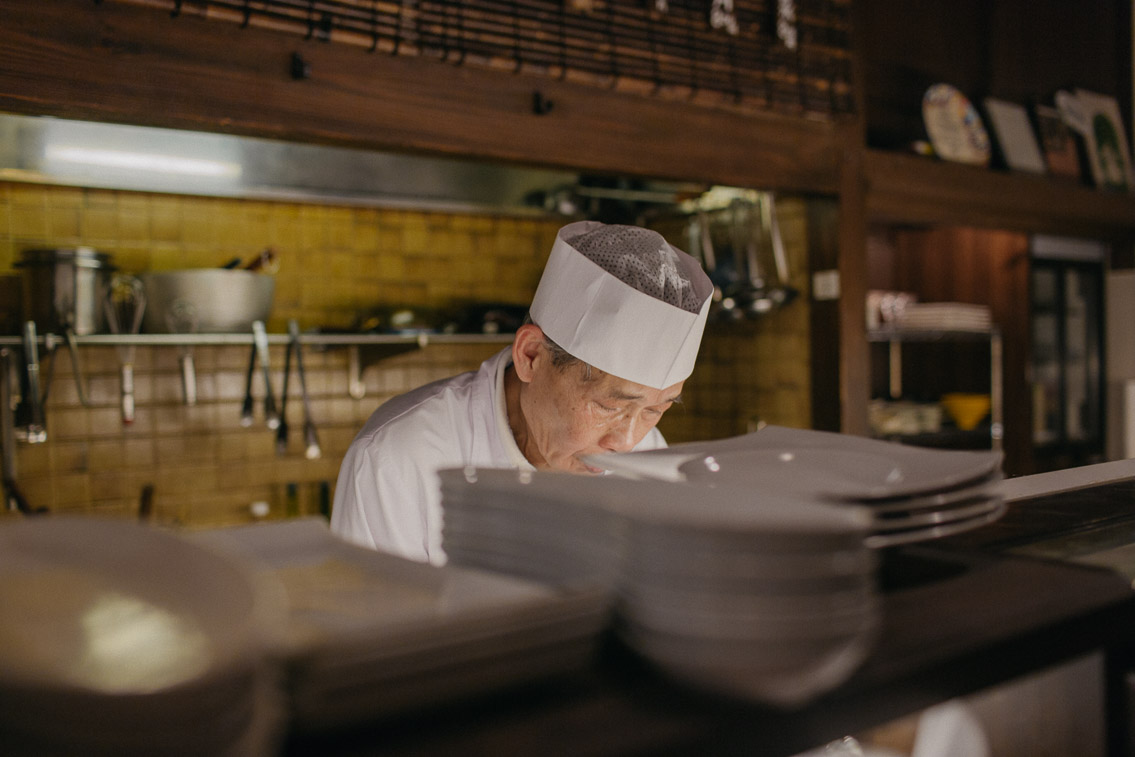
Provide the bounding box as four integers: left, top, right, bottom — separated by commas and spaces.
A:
285, 482, 1135, 757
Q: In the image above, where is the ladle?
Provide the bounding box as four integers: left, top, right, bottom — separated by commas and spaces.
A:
104, 275, 146, 425
166, 301, 198, 406
16, 321, 47, 443
761, 194, 800, 309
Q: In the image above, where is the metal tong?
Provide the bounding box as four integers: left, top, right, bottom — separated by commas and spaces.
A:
289, 320, 321, 459
252, 321, 279, 430
14, 321, 47, 443
275, 324, 293, 455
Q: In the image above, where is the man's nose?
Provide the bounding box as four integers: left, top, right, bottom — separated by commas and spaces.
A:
600, 416, 637, 452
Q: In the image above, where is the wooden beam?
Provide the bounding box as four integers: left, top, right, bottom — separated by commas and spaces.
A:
865, 150, 1135, 242
0, 0, 844, 193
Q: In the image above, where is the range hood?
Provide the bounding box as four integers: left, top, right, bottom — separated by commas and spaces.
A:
0, 113, 709, 217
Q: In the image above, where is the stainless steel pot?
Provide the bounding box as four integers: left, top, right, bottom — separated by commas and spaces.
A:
15, 247, 115, 335
139, 269, 275, 333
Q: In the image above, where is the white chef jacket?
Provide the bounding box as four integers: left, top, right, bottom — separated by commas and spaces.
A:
330, 347, 666, 565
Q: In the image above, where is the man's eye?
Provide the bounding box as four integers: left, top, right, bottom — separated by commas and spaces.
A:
594, 403, 620, 415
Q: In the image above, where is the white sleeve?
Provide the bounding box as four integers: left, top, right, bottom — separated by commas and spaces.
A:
330, 428, 441, 564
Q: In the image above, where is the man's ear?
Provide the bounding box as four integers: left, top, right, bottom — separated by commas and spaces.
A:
511, 324, 545, 384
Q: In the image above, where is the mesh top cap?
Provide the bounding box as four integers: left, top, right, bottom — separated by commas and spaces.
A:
563, 224, 704, 314
528, 220, 713, 389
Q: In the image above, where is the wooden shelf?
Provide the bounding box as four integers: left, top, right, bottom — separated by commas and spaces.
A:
865, 150, 1135, 240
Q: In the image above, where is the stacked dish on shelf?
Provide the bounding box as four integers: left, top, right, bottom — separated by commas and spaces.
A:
439, 467, 881, 706
589, 425, 1006, 549
892, 302, 992, 332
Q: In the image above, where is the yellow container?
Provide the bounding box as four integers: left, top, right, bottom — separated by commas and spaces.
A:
941, 393, 992, 431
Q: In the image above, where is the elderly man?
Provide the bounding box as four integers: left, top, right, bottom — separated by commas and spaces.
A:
330, 221, 714, 564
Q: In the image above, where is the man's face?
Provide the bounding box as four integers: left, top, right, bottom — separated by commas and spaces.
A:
518, 346, 684, 474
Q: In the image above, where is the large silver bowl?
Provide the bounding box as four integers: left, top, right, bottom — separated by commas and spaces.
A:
140, 269, 275, 334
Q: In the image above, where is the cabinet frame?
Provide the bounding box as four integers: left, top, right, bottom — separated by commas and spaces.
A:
867, 326, 1003, 451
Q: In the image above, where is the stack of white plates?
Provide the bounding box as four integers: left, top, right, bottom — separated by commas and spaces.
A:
587, 425, 1006, 548
193, 518, 609, 732
440, 468, 625, 590
0, 517, 283, 757
439, 468, 880, 706
893, 302, 992, 331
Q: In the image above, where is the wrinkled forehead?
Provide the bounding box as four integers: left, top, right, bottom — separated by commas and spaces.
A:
577, 366, 683, 403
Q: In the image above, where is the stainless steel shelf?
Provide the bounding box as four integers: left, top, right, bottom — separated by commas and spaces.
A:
868, 327, 1003, 451
0, 332, 516, 348
866, 327, 1000, 343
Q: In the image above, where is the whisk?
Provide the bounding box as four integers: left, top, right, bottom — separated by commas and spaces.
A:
104, 275, 146, 425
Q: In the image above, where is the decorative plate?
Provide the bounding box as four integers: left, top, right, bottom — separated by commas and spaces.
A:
922, 83, 992, 166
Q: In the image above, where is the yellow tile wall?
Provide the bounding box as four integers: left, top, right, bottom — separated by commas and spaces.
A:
0, 182, 811, 528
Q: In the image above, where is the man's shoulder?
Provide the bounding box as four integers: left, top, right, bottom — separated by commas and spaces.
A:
354, 349, 506, 454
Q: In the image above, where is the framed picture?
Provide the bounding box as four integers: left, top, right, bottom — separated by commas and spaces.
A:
1033, 103, 1083, 181
983, 98, 1046, 173
1074, 89, 1135, 193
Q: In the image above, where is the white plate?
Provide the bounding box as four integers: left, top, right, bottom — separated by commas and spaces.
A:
621, 622, 877, 707
922, 83, 992, 166
0, 517, 270, 694
681, 446, 997, 502
193, 518, 611, 730
588, 426, 1003, 499
442, 466, 874, 537
865, 475, 1001, 513
0, 517, 280, 755
864, 502, 1007, 548
871, 496, 1003, 533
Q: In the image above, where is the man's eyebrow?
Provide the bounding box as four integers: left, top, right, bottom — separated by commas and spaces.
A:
606, 389, 683, 405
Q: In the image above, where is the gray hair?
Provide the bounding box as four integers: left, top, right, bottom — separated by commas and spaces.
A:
525, 313, 594, 381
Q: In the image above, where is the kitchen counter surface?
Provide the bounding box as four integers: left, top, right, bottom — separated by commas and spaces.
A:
285, 479, 1135, 757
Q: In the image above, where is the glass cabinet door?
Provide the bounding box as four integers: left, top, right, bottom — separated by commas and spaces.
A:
1030, 267, 1060, 445
1063, 267, 1102, 443
1029, 259, 1104, 466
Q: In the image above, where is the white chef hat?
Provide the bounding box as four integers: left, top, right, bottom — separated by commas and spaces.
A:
529, 221, 713, 389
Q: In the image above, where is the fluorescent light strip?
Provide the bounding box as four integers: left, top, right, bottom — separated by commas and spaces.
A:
44, 146, 242, 178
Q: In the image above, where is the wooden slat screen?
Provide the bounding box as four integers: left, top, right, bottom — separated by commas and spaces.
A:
102, 0, 854, 117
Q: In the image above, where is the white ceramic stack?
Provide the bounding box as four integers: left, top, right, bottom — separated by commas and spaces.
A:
193, 518, 610, 733
439, 467, 880, 707
893, 302, 992, 331
0, 517, 283, 757
588, 425, 1006, 549
439, 467, 626, 590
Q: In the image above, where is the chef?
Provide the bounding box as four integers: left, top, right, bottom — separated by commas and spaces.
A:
330, 221, 714, 564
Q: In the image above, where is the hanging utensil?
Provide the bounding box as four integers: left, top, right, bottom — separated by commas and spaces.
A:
240, 342, 256, 428
15, 247, 113, 407
166, 301, 199, 406
62, 323, 91, 407
252, 320, 279, 430
15, 321, 46, 443
696, 209, 739, 322
276, 329, 293, 456
289, 319, 321, 460
0, 346, 34, 513
137, 483, 155, 522
696, 210, 718, 274
738, 198, 776, 317
103, 275, 146, 425
763, 193, 800, 308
